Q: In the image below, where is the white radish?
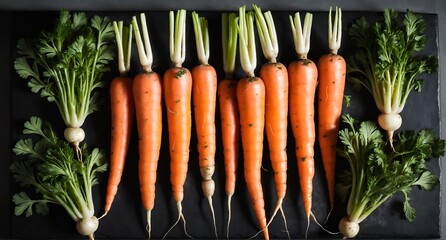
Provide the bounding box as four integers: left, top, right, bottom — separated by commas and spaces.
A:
339, 216, 360, 239
64, 127, 85, 147
64, 127, 85, 160
378, 113, 402, 146
76, 216, 99, 239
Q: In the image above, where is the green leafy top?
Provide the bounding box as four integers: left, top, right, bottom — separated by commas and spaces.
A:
14, 9, 115, 128
192, 11, 210, 65
337, 114, 444, 223
222, 12, 238, 79
347, 9, 437, 114
237, 6, 257, 77
289, 11, 313, 59
253, 4, 278, 63
169, 9, 187, 67
11, 116, 107, 221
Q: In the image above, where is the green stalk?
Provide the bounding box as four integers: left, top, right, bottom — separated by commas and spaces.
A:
55, 195, 82, 222
252, 4, 278, 63
192, 12, 210, 65
289, 12, 313, 59
238, 6, 256, 77
133, 13, 153, 72
357, 195, 391, 223
222, 13, 238, 79
169, 10, 187, 67
328, 7, 342, 54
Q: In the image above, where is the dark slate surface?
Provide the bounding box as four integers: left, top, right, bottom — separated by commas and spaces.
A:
0, 3, 444, 240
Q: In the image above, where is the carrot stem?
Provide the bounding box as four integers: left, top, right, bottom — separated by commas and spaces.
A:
169, 10, 187, 67
289, 12, 313, 59
222, 13, 238, 79
238, 6, 256, 77
132, 13, 153, 72
113, 21, 132, 76
192, 11, 210, 65
252, 4, 278, 63
328, 7, 342, 54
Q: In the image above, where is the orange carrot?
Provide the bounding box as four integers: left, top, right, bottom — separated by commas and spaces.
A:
317, 7, 346, 216
218, 79, 239, 197
103, 21, 134, 215
252, 5, 289, 235
132, 13, 163, 239
191, 11, 218, 238
162, 9, 192, 239
219, 12, 240, 239
289, 12, 317, 236
237, 7, 269, 240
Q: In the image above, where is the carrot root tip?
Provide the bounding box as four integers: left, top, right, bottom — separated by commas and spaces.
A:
311, 212, 340, 235
207, 196, 218, 239
98, 211, 107, 220
146, 210, 152, 239
226, 194, 233, 239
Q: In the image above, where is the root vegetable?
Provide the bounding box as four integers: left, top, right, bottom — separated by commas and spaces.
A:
337, 115, 444, 238
347, 9, 437, 148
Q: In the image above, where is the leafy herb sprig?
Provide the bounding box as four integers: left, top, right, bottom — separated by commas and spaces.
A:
336, 114, 444, 238
11, 116, 107, 238
14, 9, 115, 151
347, 9, 437, 147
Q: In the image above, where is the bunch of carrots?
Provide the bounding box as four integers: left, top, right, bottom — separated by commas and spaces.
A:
99, 6, 347, 239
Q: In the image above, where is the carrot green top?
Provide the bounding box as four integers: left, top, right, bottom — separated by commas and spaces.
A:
238, 6, 257, 77
192, 11, 210, 65
253, 4, 278, 63
289, 12, 313, 60
133, 13, 154, 72
169, 9, 187, 67
222, 13, 238, 79
113, 21, 132, 75
328, 7, 342, 55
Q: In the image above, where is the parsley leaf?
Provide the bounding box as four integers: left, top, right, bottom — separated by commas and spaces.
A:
14, 9, 115, 129
337, 114, 443, 225
11, 117, 107, 224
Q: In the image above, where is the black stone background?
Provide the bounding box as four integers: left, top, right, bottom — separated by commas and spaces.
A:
0, 2, 444, 240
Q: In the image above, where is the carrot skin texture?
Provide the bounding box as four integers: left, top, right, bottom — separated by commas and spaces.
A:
105, 76, 135, 213
192, 64, 217, 182
218, 79, 240, 196
133, 71, 163, 211
317, 54, 346, 209
164, 67, 192, 203
237, 76, 269, 240
288, 59, 318, 218
261, 62, 288, 199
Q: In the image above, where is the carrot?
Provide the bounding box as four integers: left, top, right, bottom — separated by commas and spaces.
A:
219, 12, 240, 239
252, 5, 289, 237
317, 7, 346, 217
191, 11, 219, 238
236, 6, 269, 240
289, 12, 317, 237
132, 13, 163, 239
162, 9, 192, 239
102, 21, 134, 216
